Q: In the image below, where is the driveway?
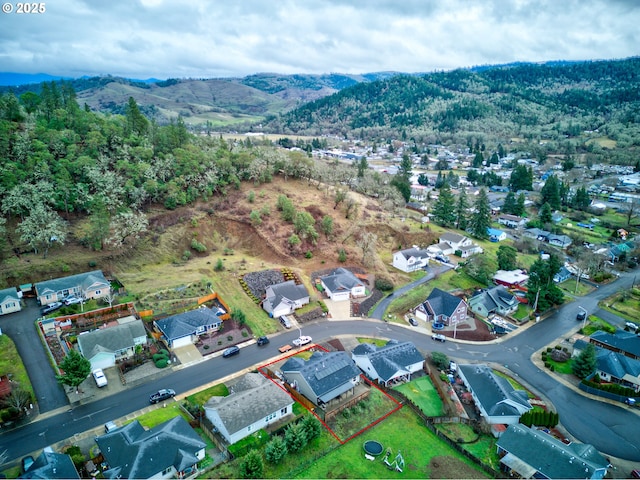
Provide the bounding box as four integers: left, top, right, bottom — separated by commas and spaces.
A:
0, 298, 68, 414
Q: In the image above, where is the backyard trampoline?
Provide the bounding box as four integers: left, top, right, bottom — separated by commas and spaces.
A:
363, 440, 384, 456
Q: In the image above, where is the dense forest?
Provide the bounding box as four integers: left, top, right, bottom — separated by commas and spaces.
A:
264, 57, 640, 164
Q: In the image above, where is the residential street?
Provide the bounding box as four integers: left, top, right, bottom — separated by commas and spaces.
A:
1, 269, 639, 465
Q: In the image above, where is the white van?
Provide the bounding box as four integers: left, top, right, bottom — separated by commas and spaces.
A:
92, 368, 107, 388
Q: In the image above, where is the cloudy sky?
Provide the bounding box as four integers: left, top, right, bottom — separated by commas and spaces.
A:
1, 0, 638, 79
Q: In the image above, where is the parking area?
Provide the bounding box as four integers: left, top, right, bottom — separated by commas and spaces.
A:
323, 298, 352, 319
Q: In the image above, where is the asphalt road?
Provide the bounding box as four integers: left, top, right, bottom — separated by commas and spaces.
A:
1, 270, 640, 464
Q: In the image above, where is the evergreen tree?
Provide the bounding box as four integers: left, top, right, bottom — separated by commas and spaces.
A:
417, 173, 429, 186
502, 191, 517, 215
264, 436, 288, 465
472, 151, 484, 168
539, 202, 553, 225
572, 344, 597, 379
573, 186, 591, 210
432, 183, 456, 227
239, 450, 264, 479
56, 349, 91, 393
398, 153, 413, 180
446, 170, 459, 187
470, 188, 491, 239
125, 97, 149, 137
497, 245, 518, 271
509, 165, 533, 191
540, 175, 561, 210
526, 256, 564, 311
356, 156, 369, 177
455, 186, 469, 230
514, 193, 526, 216
285, 422, 308, 453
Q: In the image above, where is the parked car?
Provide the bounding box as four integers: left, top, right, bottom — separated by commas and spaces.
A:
256, 336, 270, 346
625, 322, 639, 332
222, 346, 240, 357
408, 317, 418, 326
21, 455, 34, 473
431, 333, 446, 342
64, 295, 83, 305
104, 421, 118, 433
631, 469, 640, 479
279, 316, 292, 329
293, 335, 312, 347
92, 368, 108, 388
149, 388, 175, 404
40, 302, 63, 315
576, 310, 587, 321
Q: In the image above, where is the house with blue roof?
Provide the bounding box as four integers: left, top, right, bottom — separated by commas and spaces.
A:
35, 270, 110, 306
281, 350, 361, 407
457, 364, 532, 425
497, 424, 609, 479
352, 340, 424, 386
154, 306, 224, 348
609, 241, 633, 263
415, 288, 468, 326
487, 227, 506, 242
589, 330, 640, 361
0, 287, 21, 315
262, 280, 310, 318
95, 416, 206, 479
553, 266, 572, 283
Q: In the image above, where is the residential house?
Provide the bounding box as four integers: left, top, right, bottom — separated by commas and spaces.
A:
427, 242, 454, 257
439, 232, 473, 252
553, 266, 572, 283
21, 451, 80, 479
609, 241, 633, 263
351, 340, 424, 386
204, 373, 294, 444
319, 268, 366, 302
571, 340, 640, 393
468, 286, 518, 317
458, 244, 484, 258
589, 330, 640, 361
77, 317, 148, 370
154, 306, 224, 348
497, 214, 527, 229
262, 280, 310, 318
523, 228, 550, 241
0, 287, 21, 315
281, 350, 361, 407
415, 288, 468, 326
392, 247, 431, 272
35, 270, 110, 306
95, 416, 206, 479
487, 228, 507, 242
493, 269, 529, 289
617, 228, 629, 240
457, 364, 532, 426
497, 424, 609, 479
551, 211, 563, 223
548, 233, 572, 249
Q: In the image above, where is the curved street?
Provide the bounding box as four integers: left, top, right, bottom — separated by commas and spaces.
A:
1, 269, 639, 464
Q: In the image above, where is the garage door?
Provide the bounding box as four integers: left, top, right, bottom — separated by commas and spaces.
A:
172, 335, 193, 348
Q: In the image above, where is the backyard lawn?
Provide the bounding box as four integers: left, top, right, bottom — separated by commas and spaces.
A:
599, 288, 640, 324
296, 405, 490, 479
394, 376, 444, 417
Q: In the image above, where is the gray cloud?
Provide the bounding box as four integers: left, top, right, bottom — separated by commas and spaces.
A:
0, 0, 637, 79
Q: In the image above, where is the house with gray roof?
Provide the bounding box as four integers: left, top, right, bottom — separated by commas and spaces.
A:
392, 247, 431, 272
21, 451, 80, 479
415, 288, 467, 326
154, 306, 224, 349
589, 330, 640, 361
457, 364, 532, 425
281, 350, 361, 406
319, 268, 366, 302
548, 233, 572, 248
262, 280, 310, 318
95, 416, 206, 479
468, 286, 518, 318
523, 228, 550, 241
77, 317, 147, 370
35, 270, 110, 306
497, 423, 609, 479
351, 340, 424, 386
204, 373, 294, 445
0, 287, 21, 315
497, 214, 527, 229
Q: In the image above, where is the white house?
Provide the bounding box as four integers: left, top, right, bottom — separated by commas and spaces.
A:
0, 287, 21, 315
204, 373, 294, 444
497, 214, 527, 229
319, 268, 366, 302
487, 228, 507, 242
262, 280, 310, 318
439, 232, 473, 251
392, 247, 431, 272
77, 316, 148, 370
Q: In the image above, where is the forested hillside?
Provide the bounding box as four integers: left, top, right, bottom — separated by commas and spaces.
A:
266, 57, 640, 163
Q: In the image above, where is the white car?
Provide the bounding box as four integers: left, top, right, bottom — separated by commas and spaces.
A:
293, 335, 312, 347
92, 368, 108, 388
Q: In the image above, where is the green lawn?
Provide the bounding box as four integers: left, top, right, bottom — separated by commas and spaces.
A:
435, 423, 499, 471
394, 376, 444, 417
123, 402, 190, 428
558, 278, 593, 296
0, 334, 33, 398
186, 383, 229, 406
295, 406, 490, 479
599, 289, 640, 323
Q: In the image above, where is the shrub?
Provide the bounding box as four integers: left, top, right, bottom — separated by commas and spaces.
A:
191, 239, 207, 252
155, 358, 168, 368
305, 251, 313, 259
265, 436, 287, 465
337, 248, 347, 263
160, 349, 170, 357
214, 258, 225, 271
375, 277, 395, 291
247, 191, 255, 203
182, 250, 191, 261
